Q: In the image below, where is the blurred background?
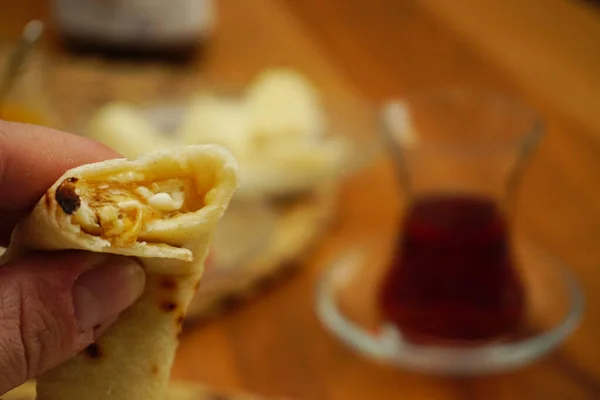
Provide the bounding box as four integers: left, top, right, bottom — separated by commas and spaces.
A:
1, 0, 600, 399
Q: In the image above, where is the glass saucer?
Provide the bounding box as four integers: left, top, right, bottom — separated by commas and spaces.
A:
315, 238, 584, 375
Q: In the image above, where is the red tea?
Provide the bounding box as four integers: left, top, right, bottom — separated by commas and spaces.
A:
379, 194, 525, 342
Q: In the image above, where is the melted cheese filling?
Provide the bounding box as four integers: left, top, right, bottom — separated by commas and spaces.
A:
65, 178, 204, 246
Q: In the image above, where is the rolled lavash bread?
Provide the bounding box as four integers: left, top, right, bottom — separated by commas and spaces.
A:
0, 145, 238, 400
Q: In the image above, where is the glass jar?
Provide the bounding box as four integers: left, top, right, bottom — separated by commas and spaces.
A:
50, 0, 216, 63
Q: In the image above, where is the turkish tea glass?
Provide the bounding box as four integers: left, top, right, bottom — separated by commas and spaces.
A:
316, 87, 584, 375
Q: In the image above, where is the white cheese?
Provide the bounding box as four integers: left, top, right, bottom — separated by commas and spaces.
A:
148, 192, 183, 212
135, 186, 154, 199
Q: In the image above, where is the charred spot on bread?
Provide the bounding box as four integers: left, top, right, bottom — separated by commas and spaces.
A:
151, 365, 159, 375
161, 301, 178, 312
160, 276, 178, 290
56, 178, 81, 214
85, 343, 102, 359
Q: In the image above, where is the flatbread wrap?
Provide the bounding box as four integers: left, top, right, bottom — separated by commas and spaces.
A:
0, 145, 238, 400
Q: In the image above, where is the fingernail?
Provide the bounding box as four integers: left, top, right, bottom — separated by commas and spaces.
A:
73, 256, 146, 331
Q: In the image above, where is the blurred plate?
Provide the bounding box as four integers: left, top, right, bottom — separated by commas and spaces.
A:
207, 197, 277, 280
186, 186, 337, 322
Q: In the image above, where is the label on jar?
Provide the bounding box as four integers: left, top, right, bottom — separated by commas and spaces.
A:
52, 0, 215, 43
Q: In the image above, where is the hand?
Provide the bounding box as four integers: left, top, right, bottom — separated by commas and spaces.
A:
0, 121, 146, 394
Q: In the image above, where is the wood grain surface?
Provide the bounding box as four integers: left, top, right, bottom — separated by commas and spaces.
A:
1, 1, 600, 399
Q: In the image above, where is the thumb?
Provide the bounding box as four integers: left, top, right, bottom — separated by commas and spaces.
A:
0, 251, 145, 394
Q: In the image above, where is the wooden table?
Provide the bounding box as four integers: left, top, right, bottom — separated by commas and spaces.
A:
3, 0, 600, 399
